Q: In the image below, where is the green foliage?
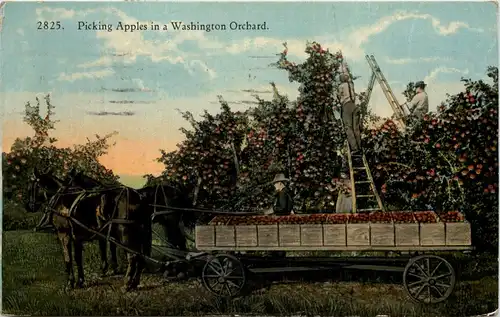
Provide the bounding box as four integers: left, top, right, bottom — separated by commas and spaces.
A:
2, 94, 120, 210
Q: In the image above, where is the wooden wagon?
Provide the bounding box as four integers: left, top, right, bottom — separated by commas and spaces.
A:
195, 210, 473, 304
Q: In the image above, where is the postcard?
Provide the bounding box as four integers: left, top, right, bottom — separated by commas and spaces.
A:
1, 1, 498, 316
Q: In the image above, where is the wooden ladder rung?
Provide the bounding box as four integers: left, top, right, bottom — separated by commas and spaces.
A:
357, 195, 375, 198
355, 181, 371, 184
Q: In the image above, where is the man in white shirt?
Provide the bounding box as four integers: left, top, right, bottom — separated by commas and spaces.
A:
405, 81, 429, 121
338, 62, 361, 153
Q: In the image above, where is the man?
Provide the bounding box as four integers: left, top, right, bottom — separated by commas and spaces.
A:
339, 62, 362, 154
405, 81, 429, 121
263, 173, 294, 215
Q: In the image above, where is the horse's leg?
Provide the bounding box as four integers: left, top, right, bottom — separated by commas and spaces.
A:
130, 221, 152, 288
58, 231, 75, 290
98, 238, 109, 276
109, 239, 119, 275
74, 239, 85, 288
118, 224, 137, 291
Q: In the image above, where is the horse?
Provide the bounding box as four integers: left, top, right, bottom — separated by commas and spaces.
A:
26, 168, 152, 291
137, 181, 199, 278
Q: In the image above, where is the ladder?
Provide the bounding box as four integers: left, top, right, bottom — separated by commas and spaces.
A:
345, 141, 385, 213
365, 55, 408, 128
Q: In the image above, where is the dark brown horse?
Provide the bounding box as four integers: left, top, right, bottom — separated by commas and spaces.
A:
138, 182, 196, 251
26, 168, 152, 291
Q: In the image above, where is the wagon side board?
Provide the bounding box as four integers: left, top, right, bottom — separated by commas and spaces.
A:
370, 223, 395, 246
420, 223, 445, 246
445, 222, 472, 246
195, 219, 472, 251
323, 224, 346, 246
347, 224, 370, 246
395, 223, 419, 246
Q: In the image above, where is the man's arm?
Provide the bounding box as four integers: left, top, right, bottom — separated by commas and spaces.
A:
407, 93, 422, 113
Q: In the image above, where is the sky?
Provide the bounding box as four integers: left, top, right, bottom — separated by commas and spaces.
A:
1, 2, 498, 187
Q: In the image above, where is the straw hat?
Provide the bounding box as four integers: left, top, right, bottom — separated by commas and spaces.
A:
272, 173, 290, 183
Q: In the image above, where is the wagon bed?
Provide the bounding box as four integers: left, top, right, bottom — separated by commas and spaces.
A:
195, 211, 473, 252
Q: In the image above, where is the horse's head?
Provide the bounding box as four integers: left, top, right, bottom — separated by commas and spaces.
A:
65, 169, 103, 189
25, 167, 64, 213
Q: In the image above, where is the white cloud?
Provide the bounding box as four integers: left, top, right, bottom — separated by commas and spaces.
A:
131, 78, 154, 92
186, 60, 217, 79
77, 56, 113, 68
423, 67, 469, 84
386, 56, 451, 65
58, 69, 114, 82
36, 7, 76, 19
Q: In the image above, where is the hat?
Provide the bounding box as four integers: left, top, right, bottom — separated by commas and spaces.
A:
415, 81, 427, 89
272, 173, 290, 183
339, 74, 350, 83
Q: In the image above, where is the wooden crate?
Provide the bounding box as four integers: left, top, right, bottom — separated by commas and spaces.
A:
215, 225, 236, 247
300, 224, 323, 246
236, 225, 258, 247
347, 224, 370, 246
257, 225, 279, 247
420, 222, 445, 246
279, 224, 301, 246
370, 223, 395, 246
323, 224, 346, 246
395, 223, 419, 246
445, 222, 472, 246
195, 225, 215, 247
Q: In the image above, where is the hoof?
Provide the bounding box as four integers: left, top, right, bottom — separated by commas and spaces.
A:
163, 270, 172, 279
76, 280, 84, 288
65, 281, 75, 291
123, 283, 137, 292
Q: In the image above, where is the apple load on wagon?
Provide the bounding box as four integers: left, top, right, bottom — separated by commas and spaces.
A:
195, 210, 471, 250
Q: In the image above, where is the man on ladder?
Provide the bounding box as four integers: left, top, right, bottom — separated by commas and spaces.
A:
339, 61, 362, 154
336, 60, 386, 213
403, 81, 429, 122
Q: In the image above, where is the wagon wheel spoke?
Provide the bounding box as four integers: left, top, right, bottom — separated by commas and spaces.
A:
435, 283, 452, 288
426, 257, 431, 276
431, 285, 444, 298
413, 284, 427, 298
208, 262, 223, 276
223, 283, 233, 296
408, 272, 425, 279
408, 279, 426, 288
434, 272, 452, 280
430, 261, 443, 277
226, 279, 241, 289
414, 262, 428, 277
426, 284, 432, 303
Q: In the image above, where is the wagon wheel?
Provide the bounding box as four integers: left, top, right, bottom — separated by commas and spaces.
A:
202, 254, 246, 298
403, 255, 456, 304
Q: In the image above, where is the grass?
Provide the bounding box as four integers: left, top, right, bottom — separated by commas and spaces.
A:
3, 200, 42, 231
2, 229, 498, 316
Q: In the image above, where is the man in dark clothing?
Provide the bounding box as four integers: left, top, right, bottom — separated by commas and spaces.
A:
263, 173, 294, 215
